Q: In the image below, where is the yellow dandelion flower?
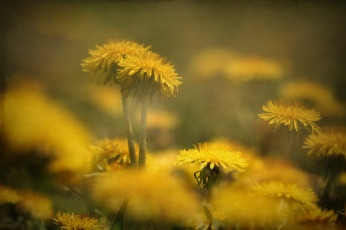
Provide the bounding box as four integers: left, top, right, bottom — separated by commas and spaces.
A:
211, 184, 289, 228
146, 109, 179, 130
81, 40, 150, 85
176, 142, 248, 172
0, 185, 22, 204
297, 207, 337, 224
252, 181, 318, 209
258, 100, 321, 132
226, 57, 284, 82
4, 81, 92, 182
117, 50, 182, 99
280, 80, 345, 117
303, 126, 346, 158
52, 211, 103, 230
91, 169, 201, 224
17, 191, 53, 220
88, 86, 122, 114
91, 137, 139, 169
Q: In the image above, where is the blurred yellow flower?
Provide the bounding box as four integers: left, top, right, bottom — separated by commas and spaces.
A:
17, 191, 54, 221
297, 207, 337, 224
91, 169, 201, 224
252, 181, 318, 209
88, 86, 122, 114
4, 81, 92, 181
117, 50, 182, 99
146, 109, 179, 130
280, 80, 345, 117
91, 137, 139, 169
176, 142, 248, 171
81, 40, 150, 85
52, 211, 103, 230
226, 57, 283, 82
0, 184, 22, 204
303, 126, 346, 158
211, 184, 289, 228
258, 100, 321, 132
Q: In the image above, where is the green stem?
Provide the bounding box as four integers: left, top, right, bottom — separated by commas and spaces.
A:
139, 97, 147, 168
321, 170, 337, 208
111, 198, 129, 230
121, 94, 137, 167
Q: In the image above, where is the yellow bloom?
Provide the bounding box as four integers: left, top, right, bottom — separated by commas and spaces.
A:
0, 184, 22, 204
226, 57, 283, 82
258, 100, 321, 132
91, 169, 201, 224
146, 109, 179, 130
280, 80, 345, 117
91, 137, 139, 169
117, 50, 182, 99
4, 81, 93, 182
297, 207, 337, 224
176, 142, 248, 172
81, 40, 150, 85
17, 191, 54, 221
52, 211, 103, 230
252, 181, 318, 209
303, 126, 346, 158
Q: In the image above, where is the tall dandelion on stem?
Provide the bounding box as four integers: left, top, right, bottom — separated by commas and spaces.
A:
117, 51, 182, 167
81, 40, 150, 167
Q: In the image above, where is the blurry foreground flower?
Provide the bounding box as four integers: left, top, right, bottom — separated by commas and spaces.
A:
176, 142, 248, 189
303, 126, 346, 158
117, 50, 182, 99
252, 181, 318, 210
17, 191, 54, 221
4, 81, 92, 181
91, 169, 201, 225
280, 80, 345, 117
52, 211, 102, 230
0, 184, 22, 204
258, 100, 321, 132
81, 40, 150, 85
297, 207, 337, 225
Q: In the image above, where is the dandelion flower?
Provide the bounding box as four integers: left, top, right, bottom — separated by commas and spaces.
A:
252, 181, 318, 209
176, 142, 248, 171
91, 169, 201, 224
258, 100, 321, 132
52, 211, 102, 230
303, 126, 346, 158
297, 207, 337, 224
17, 191, 54, 220
0, 185, 22, 204
117, 50, 182, 99
81, 40, 150, 85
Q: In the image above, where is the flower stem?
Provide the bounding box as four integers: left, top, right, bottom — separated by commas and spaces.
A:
321, 170, 337, 208
139, 97, 148, 168
121, 94, 137, 167
111, 198, 129, 230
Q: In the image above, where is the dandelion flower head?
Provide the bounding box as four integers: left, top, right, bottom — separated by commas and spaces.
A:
176, 142, 248, 172
297, 207, 337, 225
252, 181, 318, 209
303, 126, 346, 158
52, 211, 102, 230
81, 40, 150, 85
258, 100, 321, 132
117, 50, 182, 99
17, 191, 54, 220
0, 184, 22, 204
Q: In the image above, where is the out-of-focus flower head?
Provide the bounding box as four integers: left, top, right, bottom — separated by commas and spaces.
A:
91, 137, 139, 170
189, 48, 236, 79
145, 109, 179, 130
91, 169, 201, 225
117, 50, 182, 100
0, 184, 22, 204
297, 207, 337, 225
252, 181, 318, 210
303, 126, 346, 158
258, 100, 321, 132
52, 211, 103, 230
280, 80, 345, 117
4, 81, 93, 182
17, 191, 54, 221
81, 40, 150, 85
88, 86, 122, 114
211, 184, 290, 228
226, 57, 284, 82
